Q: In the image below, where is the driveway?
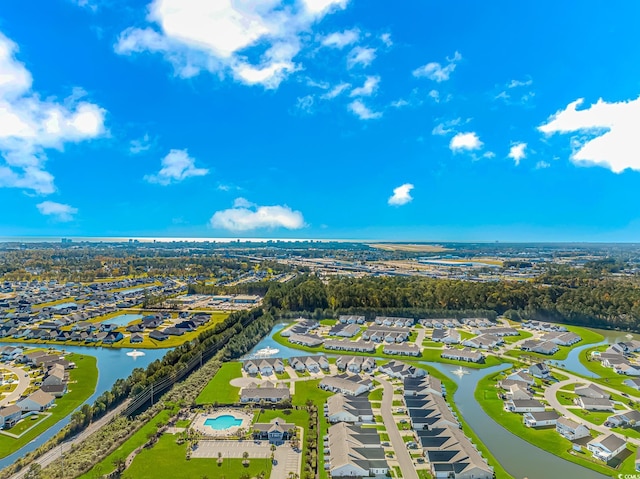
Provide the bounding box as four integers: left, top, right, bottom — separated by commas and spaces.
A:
378, 377, 418, 479
0, 364, 30, 406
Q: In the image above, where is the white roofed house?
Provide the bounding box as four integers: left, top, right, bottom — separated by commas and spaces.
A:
575, 384, 609, 399
383, 343, 421, 356
506, 384, 532, 401
0, 405, 22, 429
556, 417, 590, 441
506, 371, 535, 386
614, 363, 640, 376
529, 363, 551, 379
575, 396, 614, 411
587, 433, 627, 462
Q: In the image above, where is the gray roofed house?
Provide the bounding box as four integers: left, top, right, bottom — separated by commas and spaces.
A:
504, 399, 545, 413
378, 360, 426, 379
587, 433, 627, 461
252, 417, 296, 444
606, 409, 640, 427
325, 394, 374, 424
575, 383, 609, 399
576, 396, 614, 411
441, 348, 485, 363
320, 374, 372, 396
325, 422, 389, 477
240, 384, 290, 403
335, 355, 376, 373
523, 410, 560, 427
382, 343, 421, 356
324, 339, 376, 353
556, 416, 590, 441
288, 333, 324, 347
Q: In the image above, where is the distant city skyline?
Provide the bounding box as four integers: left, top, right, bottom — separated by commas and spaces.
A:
1, 1, 640, 241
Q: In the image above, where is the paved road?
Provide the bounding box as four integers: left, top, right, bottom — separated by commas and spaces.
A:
0, 364, 30, 407
378, 377, 418, 479
7, 399, 132, 479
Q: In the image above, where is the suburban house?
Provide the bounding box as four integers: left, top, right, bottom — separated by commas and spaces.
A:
378, 360, 426, 380
587, 434, 627, 462
614, 363, 640, 376
523, 410, 560, 428
431, 328, 461, 344
441, 348, 484, 363
325, 423, 389, 477
404, 376, 444, 398
529, 363, 551, 379
325, 394, 374, 424
606, 409, 640, 428
374, 316, 414, 328
505, 384, 532, 401
320, 374, 372, 396
506, 371, 535, 386
541, 331, 582, 346
476, 327, 519, 337
575, 396, 614, 411
240, 382, 290, 403
328, 323, 361, 338
339, 315, 366, 324
575, 384, 610, 399
324, 339, 376, 353
252, 418, 296, 445
504, 399, 546, 413
362, 326, 410, 343
0, 405, 22, 429
148, 330, 168, 341
17, 389, 55, 412
288, 333, 324, 347
280, 319, 319, 337
556, 417, 590, 441
519, 340, 559, 355
407, 394, 459, 430
335, 355, 376, 373
289, 355, 329, 373
624, 378, 640, 390
242, 358, 285, 376
382, 343, 421, 356
462, 333, 503, 349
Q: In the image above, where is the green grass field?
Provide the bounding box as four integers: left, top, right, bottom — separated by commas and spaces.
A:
196, 362, 242, 404
125, 435, 272, 479
502, 330, 533, 344
78, 409, 173, 479
0, 353, 98, 459
475, 371, 638, 476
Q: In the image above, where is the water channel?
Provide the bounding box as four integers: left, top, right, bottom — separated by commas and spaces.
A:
0, 343, 168, 468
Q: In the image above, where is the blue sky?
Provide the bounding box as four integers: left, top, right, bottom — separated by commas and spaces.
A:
1, 0, 640, 241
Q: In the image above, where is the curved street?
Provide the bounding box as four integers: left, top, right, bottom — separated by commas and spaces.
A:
0, 364, 30, 407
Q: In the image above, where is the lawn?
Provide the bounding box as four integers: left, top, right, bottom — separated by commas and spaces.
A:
578, 348, 640, 397
78, 409, 173, 479
0, 353, 98, 459
505, 326, 603, 361
196, 362, 242, 404
475, 371, 638, 476
571, 408, 613, 426
421, 341, 444, 348
502, 330, 533, 344
458, 330, 476, 341
320, 319, 337, 326
124, 435, 272, 479
368, 388, 383, 401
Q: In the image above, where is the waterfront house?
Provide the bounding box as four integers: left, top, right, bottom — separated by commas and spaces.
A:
383, 343, 421, 356
462, 333, 503, 349
329, 323, 361, 338
324, 339, 376, 353
504, 399, 545, 413
441, 348, 485, 363
288, 333, 324, 347
431, 328, 461, 344
378, 360, 426, 380
587, 434, 626, 462
506, 371, 535, 386
523, 410, 559, 428
624, 378, 640, 390
17, 389, 55, 412
529, 363, 551, 379
130, 333, 143, 343
605, 409, 640, 428
148, 330, 168, 341
556, 417, 590, 441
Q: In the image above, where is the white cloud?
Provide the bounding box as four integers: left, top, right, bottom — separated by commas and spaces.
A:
449, 132, 482, 152
432, 118, 462, 136
508, 78, 533, 88
495, 78, 534, 105
536, 161, 550, 169
350, 76, 379, 97
348, 100, 382, 120
539, 97, 640, 173
390, 99, 409, 108
321, 82, 350, 100
508, 142, 527, 165
145, 149, 208, 185
428, 90, 440, 102
295, 94, 315, 113
0, 32, 106, 195
388, 183, 414, 206
321, 28, 359, 49
115, 0, 349, 89
413, 51, 461, 82
347, 46, 376, 69
380, 33, 392, 47
211, 200, 305, 231
129, 133, 152, 154
36, 201, 78, 222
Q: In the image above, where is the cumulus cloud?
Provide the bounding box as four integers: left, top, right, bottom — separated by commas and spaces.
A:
347, 46, 376, 69
350, 76, 380, 97
508, 142, 527, 165
432, 118, 463, 136
210, 200, 305, 231
388, 183, 414, 206
536, 160, 550, 169
0, 32, 106, 195
449, 132, 483, 152
348, 100, 382, 120
36, 201, 78, 222
379, 33, 392, 47
295, 94, 315, 113
413, 51, 461, 82
145, 149, 209, 185
115, 0, 349, 89
321, 28, 359, 49
539, 97, 640, 173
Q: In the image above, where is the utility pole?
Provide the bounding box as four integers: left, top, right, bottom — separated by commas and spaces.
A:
150, 383, 154, 406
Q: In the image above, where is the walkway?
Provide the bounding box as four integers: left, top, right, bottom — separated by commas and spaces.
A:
0, 364, 30, 407
378, 377, 418, 479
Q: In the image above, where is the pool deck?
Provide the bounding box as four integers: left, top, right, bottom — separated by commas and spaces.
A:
192, 410, 253, 437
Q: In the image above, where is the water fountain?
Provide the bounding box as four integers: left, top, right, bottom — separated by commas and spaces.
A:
452, 366, 469, 378
252, 346, 279, 357
126, 349, 146, 358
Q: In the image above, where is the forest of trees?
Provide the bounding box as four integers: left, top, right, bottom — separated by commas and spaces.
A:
260, 274, 640, 331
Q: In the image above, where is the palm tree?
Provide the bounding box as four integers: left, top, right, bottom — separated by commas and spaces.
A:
242, 451, 250, 467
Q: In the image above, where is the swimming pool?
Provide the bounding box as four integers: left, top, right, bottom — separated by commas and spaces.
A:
203, 415, 242, 430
